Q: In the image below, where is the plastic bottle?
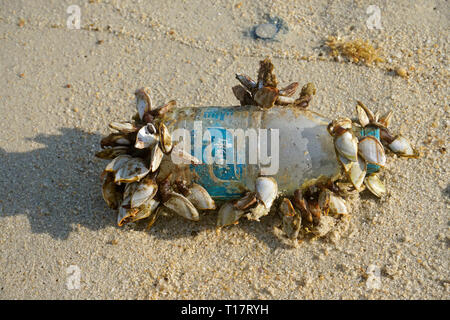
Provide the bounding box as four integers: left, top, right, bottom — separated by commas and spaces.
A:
159, 105, 340, 200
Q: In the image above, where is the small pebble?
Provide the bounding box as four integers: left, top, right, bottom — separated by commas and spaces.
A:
395, 67, 408, 78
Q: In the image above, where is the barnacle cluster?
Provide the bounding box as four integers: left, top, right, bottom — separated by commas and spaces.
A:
95, 58, 417, 242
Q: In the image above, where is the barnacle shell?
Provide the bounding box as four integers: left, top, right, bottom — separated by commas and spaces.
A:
253, 87, 279, 108
135, 123, 158, 149
163, 192, 199, 221
102, 172, 122, 209
293, 189, 312, 223
232, 85, 254, 106
279, 82, 299, 97
109, 121, 139, 133
104, 154, 132, 173
276, 95, 296, 105
388, 135, 418, 158
185, 183, 216, 210
378, 110, 393, 128
334, 130, 358, 162
358, 136, 386, 166
364, 173, 386, 198
101, 133, 132, 147
328, 194, 348, 215
114, 158, 150, 184
280, 198, 301, 239
279, 197, 296, 217
356, 104, 370, 127
234, 192, 257, 210
255, 176, 278, 209
356, 101, 374, 122
149, 144, 164, 172
337, 153, 353, 172
235, 74, 257, 91
117, 196, 139, 226
347, 156, 367, 190
130, 176, 158, 208
135, 87, 153, 119
95, 146, 129, 159
129, 198, 160, 223
159, 122, 173, 154
153, 100, 176, 117
217, 202, 244, 227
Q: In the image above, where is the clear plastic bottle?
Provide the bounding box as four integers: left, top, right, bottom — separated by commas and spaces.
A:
159, 105, 340, 200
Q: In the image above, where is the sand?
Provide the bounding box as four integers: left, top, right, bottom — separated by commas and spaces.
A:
0, 0, 448, 299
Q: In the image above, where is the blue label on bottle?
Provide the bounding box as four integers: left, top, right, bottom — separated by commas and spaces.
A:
189, 108, 246, 199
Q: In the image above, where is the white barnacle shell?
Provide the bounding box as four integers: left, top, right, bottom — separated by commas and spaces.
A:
130, 176, 158, 208
347, 156, 367, 190
358, 136, 386, 166
104, 155, 132, 173
276, 95, 296, 105
388, 135, 417, 157
364, 174, 386, 198
328, 194, 348, 215
185, 183, 216, 210
135, 87, 153, 120
109, 121, 138, 133
216, 202, 244, 227
356, 104, 370, 127
159, 122, 173, 154
135, 123, 158, 149
334, 130, 358, 162
255, 176, 278, 209
149, 144, 164, 172
114, 158, 150, 184
337, 153, 353, 173
135, 123, 159, 149
163, 192, 199, 221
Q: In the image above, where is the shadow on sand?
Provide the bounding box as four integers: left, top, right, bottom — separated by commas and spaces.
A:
0, 127, 291, 250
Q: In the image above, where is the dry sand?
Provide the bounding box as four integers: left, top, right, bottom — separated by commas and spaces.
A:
0, 0, 448, 299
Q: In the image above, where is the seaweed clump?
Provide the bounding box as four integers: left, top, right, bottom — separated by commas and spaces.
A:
326, 36, 384, 65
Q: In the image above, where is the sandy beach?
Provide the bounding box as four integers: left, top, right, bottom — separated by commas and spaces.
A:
0, 0, 448, 299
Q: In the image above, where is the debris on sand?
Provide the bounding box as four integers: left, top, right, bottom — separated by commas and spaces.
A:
325, 36, 384, 65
